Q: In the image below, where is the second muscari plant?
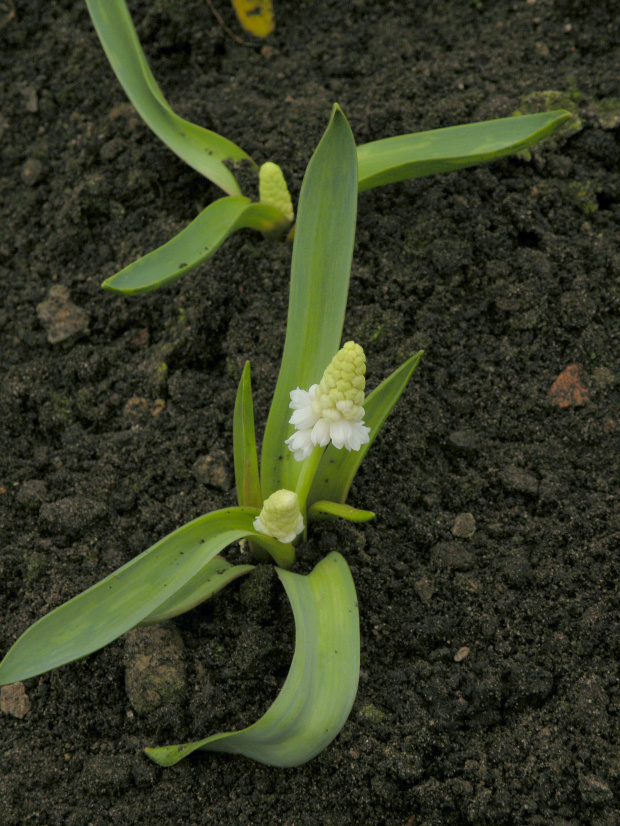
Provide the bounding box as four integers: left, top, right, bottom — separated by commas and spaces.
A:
84, 0, 571, 295
0, 105, 422, 767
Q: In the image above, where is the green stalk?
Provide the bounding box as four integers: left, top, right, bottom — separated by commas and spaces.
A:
295, 446, 326, 537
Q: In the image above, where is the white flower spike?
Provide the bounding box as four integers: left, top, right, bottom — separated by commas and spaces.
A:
253, 489, 304, 544
285, 341, 371, 461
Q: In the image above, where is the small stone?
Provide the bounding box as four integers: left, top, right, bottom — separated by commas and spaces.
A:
1, 682, 31, 718
452, 513, 476, 538
100, 137, 124, 161
578, 774, 614, 807
592, 366, 617, 391
447, 429, 479, 456
193, 450, 231, 491
81, 754, 133, 793
19, 83, 38, 113
21, 158, 44, 186
505, 663, 553, 710
39, 496, 108, 538
430, 541, 474, 571
124, 625, 186, 715
502, 555, 533, 587
588, 99, 620, 131
130, 328, 149, 347
151, 399, 166, 416
499, 466, 539, 496
535, 41, 550, 57
36, 285, 89, 345
414, 576, 435, 605
16, 479, 48, 510
357, 703, 386, 724
122, 396, 150, 424
549, 364, 589, 408
454, 646, 470, 663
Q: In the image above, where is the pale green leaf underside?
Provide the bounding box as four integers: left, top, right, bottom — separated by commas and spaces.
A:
85, 0, 251, 195
145, 552, 359, 767
309, 351, 423, 506
0, 508, 281, 685
233, 362, 262, 509
356, 111, 572, 192
101, 198, 285, 294
308, 501, 375, 522
140, 558, 254, 625
261, 104, 358, 498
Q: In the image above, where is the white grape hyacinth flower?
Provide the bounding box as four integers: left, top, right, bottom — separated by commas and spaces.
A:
253, 489, 304, 544
285, 341, 371, 461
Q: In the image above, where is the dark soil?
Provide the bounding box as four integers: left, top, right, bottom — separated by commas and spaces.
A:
1, 1, 619, 824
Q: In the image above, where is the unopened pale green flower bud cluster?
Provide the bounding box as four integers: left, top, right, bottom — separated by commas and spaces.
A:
253, 489, 304, 544
258, 162, 294, 224
312, 341, 366, 423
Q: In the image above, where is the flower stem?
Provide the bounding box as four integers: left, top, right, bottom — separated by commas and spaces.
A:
295, 446, 325, 538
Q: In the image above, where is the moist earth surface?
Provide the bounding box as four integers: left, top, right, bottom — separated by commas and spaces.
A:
0, 1, 619, 824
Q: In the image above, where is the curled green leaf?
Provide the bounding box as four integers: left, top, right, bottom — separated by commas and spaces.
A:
102, 198, 287, 294
145, 552, 359, 767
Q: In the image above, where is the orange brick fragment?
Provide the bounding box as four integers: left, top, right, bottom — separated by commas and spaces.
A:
549, 364, 589, 408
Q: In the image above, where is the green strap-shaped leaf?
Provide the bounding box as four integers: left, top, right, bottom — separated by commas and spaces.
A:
0, 507, 282, 685
145, 552, 359, 767
308, 351, 423, 506
85, 0, 251, 195
140, 557, 254, 625
356, 111, 571, 192
260, 104, 358, 498
102, 198, 286, 294
308, 501, 375, 523
233, 362, 262, 509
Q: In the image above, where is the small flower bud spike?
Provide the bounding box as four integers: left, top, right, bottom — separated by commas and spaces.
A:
285, 341, 371, 461
259, 162, 295, 225
253, 489, 304, 544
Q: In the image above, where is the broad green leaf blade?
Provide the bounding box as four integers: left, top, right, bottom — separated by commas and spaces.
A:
101, 198, 286, 294
233, 362, 262, 509
357, 111, 572, 192
308, 351, 423, 506
85, 0, 252, 195
145, 552, 359, 767
0, 508, 272, 685
261, 104, 358, 498
140, 558, 254, 625
308, 501, 375, 523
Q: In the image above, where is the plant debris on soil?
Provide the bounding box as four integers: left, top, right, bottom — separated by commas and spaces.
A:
1, 1, 619, 824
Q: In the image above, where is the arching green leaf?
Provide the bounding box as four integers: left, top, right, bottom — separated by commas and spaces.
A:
357, 111, 572, 192
0, 508, 283, 685
145, 552, 359, 767
85, 0, 252, 195
101, 198, 286, 294
140, 558, 254, 625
